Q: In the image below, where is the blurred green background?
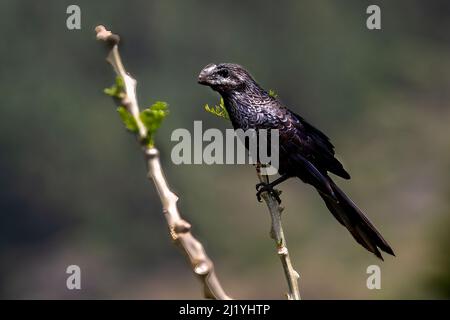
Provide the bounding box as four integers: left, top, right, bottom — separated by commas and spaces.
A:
1, 0, 449, 299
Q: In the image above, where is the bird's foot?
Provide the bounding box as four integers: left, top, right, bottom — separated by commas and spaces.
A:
256, 182, 282, 204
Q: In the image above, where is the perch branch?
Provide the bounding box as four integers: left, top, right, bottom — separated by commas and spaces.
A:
95, 25, 231, 300
256, 165, 301, 300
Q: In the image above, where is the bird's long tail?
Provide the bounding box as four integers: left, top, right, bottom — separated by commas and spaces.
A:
318, 179, 395, 260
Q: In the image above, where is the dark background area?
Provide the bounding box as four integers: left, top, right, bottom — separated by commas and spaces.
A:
1, 0, 449, 299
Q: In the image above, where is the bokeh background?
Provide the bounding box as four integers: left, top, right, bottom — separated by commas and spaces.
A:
1, 0, 450, 299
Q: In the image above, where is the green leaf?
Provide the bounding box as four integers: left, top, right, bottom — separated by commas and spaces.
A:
117, 106, 138, 132
140, 101, 169, 147
149, 101, 169, 111
106, 76, 169, 147
269, 89, 278, 98
204, 98, 229, 120
104, 76, 125, 99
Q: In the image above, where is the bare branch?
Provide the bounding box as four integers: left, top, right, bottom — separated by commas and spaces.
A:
256, 166, 301, 300
95, 25, 231, 300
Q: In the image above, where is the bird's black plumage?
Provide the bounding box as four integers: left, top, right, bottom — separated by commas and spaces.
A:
198, 63, 394, 260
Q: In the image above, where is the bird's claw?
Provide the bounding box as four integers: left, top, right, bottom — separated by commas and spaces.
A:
256, 183, 282, 204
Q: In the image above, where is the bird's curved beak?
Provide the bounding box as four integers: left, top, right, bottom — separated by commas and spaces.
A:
198, 63, 217, 85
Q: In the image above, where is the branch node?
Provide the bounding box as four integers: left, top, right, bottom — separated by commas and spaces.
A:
95, 25, 120, 45
278, 246, 288, 256
174, 220, 192, 234
194, 262, 211, 276
145, 148, 159, 158
122, 97, 132, 109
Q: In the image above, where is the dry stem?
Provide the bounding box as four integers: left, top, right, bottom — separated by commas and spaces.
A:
96, 25, 231, 300
256, 166, 301, 300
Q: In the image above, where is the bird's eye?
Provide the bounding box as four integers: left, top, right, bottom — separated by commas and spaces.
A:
217, 69, 229, 78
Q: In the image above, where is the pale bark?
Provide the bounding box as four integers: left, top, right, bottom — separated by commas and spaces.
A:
96, 25, 231, 300
256, 166, 301, 300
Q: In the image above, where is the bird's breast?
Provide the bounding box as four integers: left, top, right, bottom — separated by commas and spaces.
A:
225, 98, 277, 131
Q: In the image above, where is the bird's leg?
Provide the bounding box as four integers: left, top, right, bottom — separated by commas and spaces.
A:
256, 174, 290, 204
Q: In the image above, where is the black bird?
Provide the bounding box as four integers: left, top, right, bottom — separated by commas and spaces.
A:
198, 63, 395, 260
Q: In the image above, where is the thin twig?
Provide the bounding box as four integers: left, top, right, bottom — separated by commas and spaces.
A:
95, 25, 231, 300
256, 165, 301, 300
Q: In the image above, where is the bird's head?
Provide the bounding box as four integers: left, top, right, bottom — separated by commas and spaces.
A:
198, 63, 257, 94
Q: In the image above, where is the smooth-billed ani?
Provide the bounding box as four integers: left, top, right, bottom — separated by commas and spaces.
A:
198, 63, 394, 260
